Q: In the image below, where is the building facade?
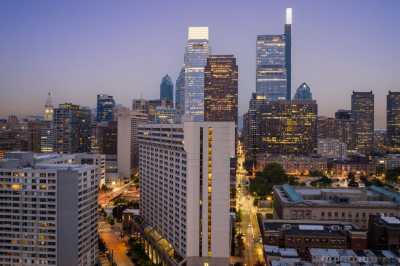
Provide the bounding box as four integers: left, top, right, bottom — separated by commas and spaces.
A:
317, 138, 347, 160
273, 185, 400, 229
183, 27, 210, 122
293, 82, 312, 101
53, 103, 92, 154
138, 122, 235, 265
387, 91, 400, 148
0, 152, 99, 266
175, 68, 185, 120
117, 107, 148, 179
351, 91, 374, 154
160, 75, 174, 103
96, 94, 115, 123
204, 55, 238, 124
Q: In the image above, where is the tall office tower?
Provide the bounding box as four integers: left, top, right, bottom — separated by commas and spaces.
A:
294, 82, 312, 101
335, 109, 354, 149
256, 35, 286, 100
160, 74, 174, 103
387, 91, 400, 148
53, 103, 92, 153
258, 100, 318, 155
256, 8, 292, 101
175, 67, 185, 118
0, 152, 99, 266
96, 94, 115, 122
117, 107, 148, 179
44, 91, 54, 121
138, 122, 235, 265
285, 8, 292, 100
351, 91, 374, 154
204, 55, 238, 124
27, 120, 43, 153
154, 106, 177, 124
183, 27, 210, 121
242, 93, 268, 158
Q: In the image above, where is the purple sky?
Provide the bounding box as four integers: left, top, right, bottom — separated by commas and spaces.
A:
0, 0, 398, 128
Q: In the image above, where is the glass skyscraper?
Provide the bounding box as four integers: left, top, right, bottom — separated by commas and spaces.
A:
351, 91, 374, 154
294, 82, 312, 101
160, 74, 174, 103
256, 8, 292, 101
96, 94, 115, 122
175, 67, 185, 117
183, 27, 210, 122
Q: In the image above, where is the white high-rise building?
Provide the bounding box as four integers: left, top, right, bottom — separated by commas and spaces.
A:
317, 138, 347, 160
138, 122, 235, 265
183, 27, 210, 122
117, 107, 148, 179
0, 152, 99, 266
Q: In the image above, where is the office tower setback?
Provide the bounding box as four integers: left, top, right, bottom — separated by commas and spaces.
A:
0, 152, 99, 266
96, 94, 115, 122
53, 103, 92, 153
138, 122, 235, 265
175, 67, 185, 118
117, 107, 148, 179
351, 91, 374, 154
183, 27, 210, 121
160, 74, 174, 103
256, 8, 292, 101
258, 100, 317, 155
387, 91, 400, 148
294, 82, 312, 101
204, 55, 238, 124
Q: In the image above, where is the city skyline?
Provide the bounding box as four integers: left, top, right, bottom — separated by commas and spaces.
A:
0, 0, 399, 128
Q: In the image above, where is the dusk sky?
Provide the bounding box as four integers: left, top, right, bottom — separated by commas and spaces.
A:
0, 0, 398, 128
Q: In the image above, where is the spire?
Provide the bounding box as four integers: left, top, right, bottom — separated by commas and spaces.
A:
45, 91, 53, 107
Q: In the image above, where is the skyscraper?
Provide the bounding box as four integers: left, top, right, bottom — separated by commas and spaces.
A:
160, 74, 174, 103
96, 94, 115, 122
53, 103, 92, 153
183, 27, 210, 121
41, 92, 54, 152
175, 67, 185, 118
387, 91, 400, 148
258, 100, 318, 155
294, 82, 312, 101
138, 122, 235, 264
351, 91, 374, 154
335, 109, 354, 149
204, 55, 238, 124
256, 8, 292, 101
285, 8, 292, 100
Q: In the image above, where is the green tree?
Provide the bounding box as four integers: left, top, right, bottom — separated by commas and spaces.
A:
386, 167, 400, 183
249, 163, 294, 197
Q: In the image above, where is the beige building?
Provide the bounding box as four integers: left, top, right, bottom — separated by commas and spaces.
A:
273, 185, 400, 229
138, 122, 235, 265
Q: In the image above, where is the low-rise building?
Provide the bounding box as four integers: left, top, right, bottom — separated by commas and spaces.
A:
273, 184, 400, 229
368, 214, 400, 250
261, 219, 367, 253
256, 154, 328, 175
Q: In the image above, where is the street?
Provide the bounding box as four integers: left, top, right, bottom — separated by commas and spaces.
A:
236, 141, 265, 265
99, 219, 134, 266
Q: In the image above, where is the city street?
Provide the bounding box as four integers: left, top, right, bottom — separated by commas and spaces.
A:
237, 142, 265, 265
99, 219, 134, 266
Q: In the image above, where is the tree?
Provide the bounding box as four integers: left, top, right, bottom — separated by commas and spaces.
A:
244, 158, 255, 174
386, 167, 400, 183
310, 176, 332, 188
309, 170, 324, 177
347, 172, 358, 187
249, 163, 294, 197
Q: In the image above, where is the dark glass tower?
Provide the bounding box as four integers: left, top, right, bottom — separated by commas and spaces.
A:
96, 94, 115, 122
294, 82, 312, 101
285, 8, 292, 100
160, 74, 174, 103
204, 55, 238, 124
351, 91, 374, 154
387, 91, 400, 148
